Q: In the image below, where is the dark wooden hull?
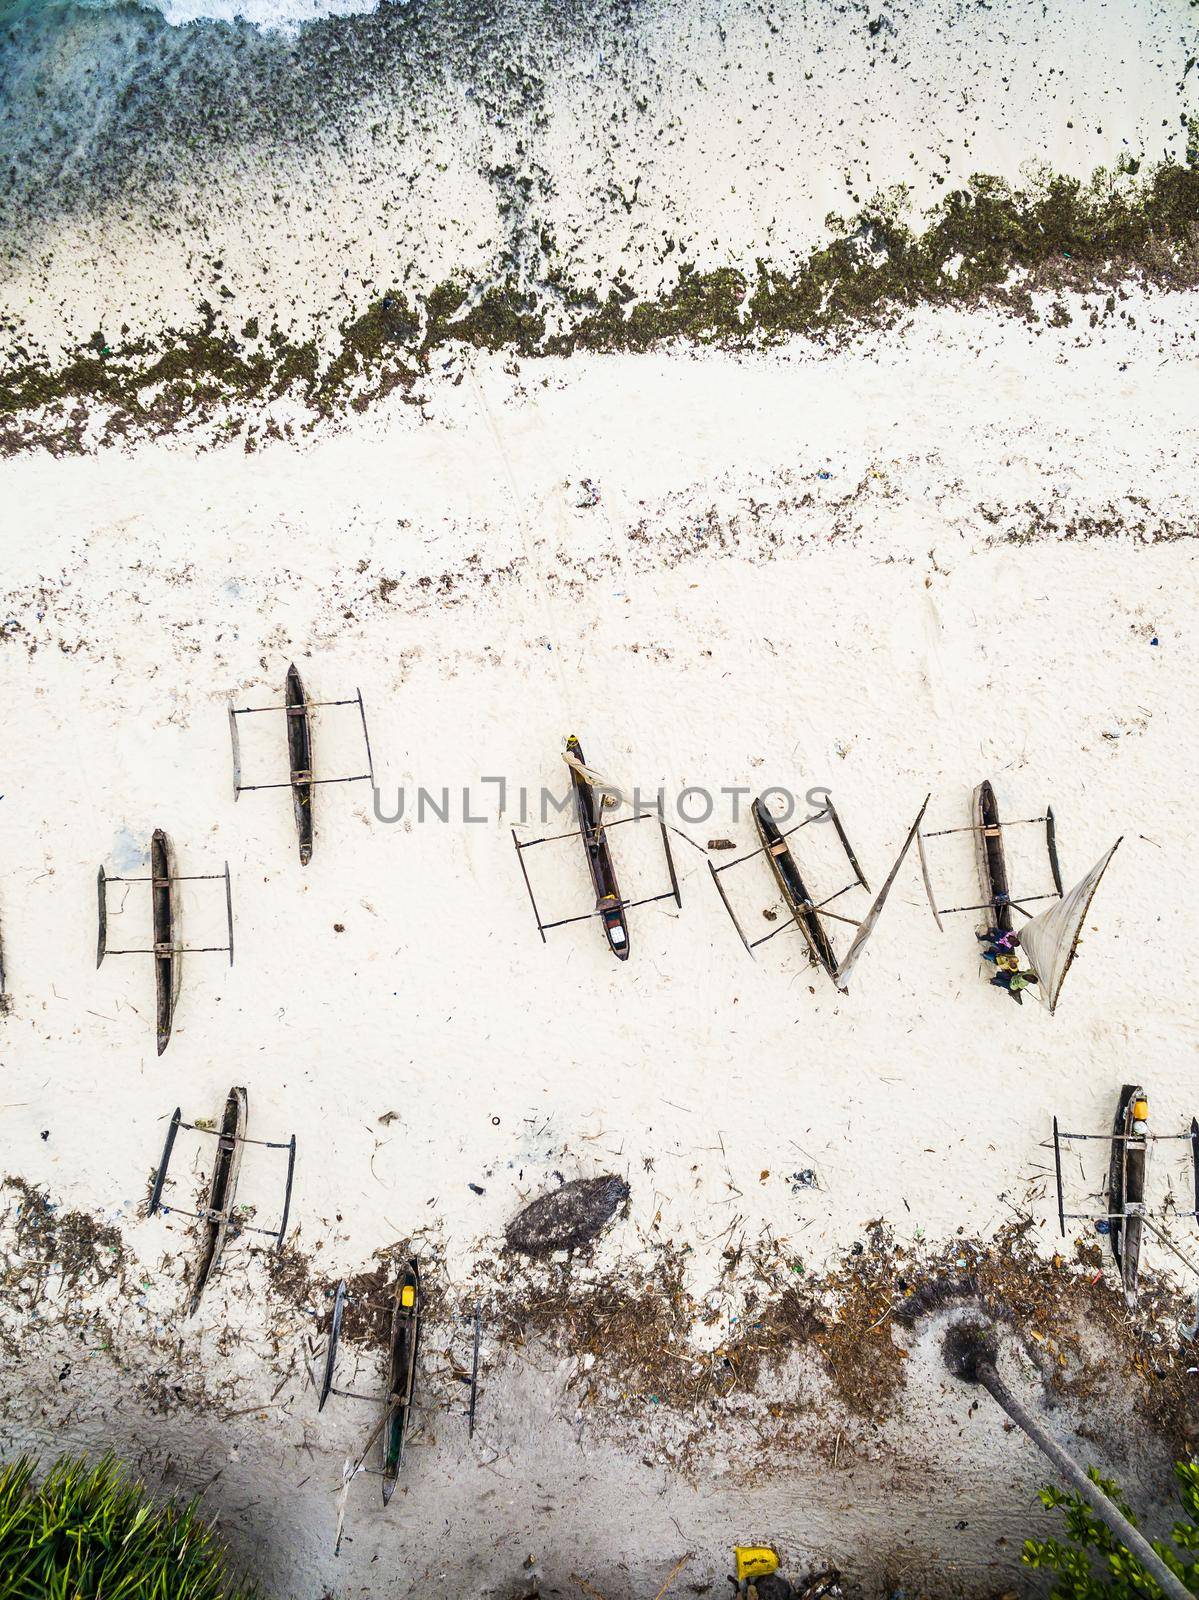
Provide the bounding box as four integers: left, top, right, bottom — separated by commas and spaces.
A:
566, 736, 629, 961
382, 1261, 422, 1504
151, 829, 181, 1056
318, 1279, 347, 1411
972, 781, 1011, 935
752, 798, 838, 978
286, 664, 313, 865
189, 1086, 247, 1317
1109, 1084, 1147, 1306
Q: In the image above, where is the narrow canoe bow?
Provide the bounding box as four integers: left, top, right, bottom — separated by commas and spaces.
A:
751, 797, 838, 979
151, 829, 182, 1056
972, 780, 1012, 936
566, 735, 629, 961
1109, 1084, 1148, 1306
286, 663, 314, 865
381, 1261, 422, 1504
188, 1086, 248, 1317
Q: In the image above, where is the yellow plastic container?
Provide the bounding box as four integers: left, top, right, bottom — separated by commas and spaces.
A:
734, 1547, 780, 1583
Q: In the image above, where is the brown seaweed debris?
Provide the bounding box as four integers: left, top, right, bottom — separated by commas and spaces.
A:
269, 1236, 436, 1348
1, 1177, 126, 1307
505, 1175, 630, 1259
8, 160, 1199, 457
499, 1250, 692, 1403
260, 1211, 1198, 1461
320, 1260, 396, 1346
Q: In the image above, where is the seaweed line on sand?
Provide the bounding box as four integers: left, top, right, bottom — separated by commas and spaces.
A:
3, 1177, 1197, 1469
3, 161, 1199, 456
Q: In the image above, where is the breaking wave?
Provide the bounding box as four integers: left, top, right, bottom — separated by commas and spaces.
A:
0, 0, 387, 31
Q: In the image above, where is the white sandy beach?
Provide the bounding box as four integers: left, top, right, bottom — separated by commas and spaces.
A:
3, 291, 1199, 1593
3, 0, 1199, 1592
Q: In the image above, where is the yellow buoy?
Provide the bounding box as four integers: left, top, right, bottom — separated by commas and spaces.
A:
734, 1547, 780, 1583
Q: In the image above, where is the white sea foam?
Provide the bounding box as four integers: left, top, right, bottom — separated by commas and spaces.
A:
61, 0, 388, 31
151, 0, 383, 29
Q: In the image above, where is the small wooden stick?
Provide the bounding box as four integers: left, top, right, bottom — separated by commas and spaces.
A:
652, 1552, 693, 1600
570, 1575, 612, 1600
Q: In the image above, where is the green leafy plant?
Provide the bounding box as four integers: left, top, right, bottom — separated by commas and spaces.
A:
1023, 1461, 1199, 1598
0, 1453, 256, 1600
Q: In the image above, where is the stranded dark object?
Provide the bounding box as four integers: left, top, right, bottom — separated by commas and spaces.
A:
567, 734, 630, 960
382, 1261, 422, 1505
96, 830, 233, 1055
229, 665, 375, 863
505, 1175, 630, 1258
1108, 1084, 1148, 1305
511, 734, 681, 960
286, 662, 314, 865
148, 1088, 296, 1315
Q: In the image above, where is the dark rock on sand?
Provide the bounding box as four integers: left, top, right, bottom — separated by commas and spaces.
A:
505, 1175, 630, 1258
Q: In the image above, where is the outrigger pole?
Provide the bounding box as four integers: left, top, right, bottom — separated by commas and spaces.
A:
228, 664, 375, 863
96, 863, 235, 961
707, 797, 863, 958
316, 1261, 424, 1539
149, 1089, 294, 1318
317, 1282, 483, 1431
1051, 1091, 1198, 1307
97, 832, 234, 1054
916, 789, 1061, 932
512, 811, 682, 939
319, 1283, 482, 1554
709, 794, 927, 991
149, 1100, 296, 1247
1051, 1113, 1199, 1231
229, 705, 374, 787
466, 1300, 482, 1438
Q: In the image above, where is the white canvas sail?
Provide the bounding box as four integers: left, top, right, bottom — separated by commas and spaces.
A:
562, 748, 637, 809
833, 796, 930, 990
1018, 838, 1122, 1014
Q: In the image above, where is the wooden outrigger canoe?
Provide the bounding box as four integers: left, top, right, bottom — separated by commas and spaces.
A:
971, 780, 1012, 935
151, 829, 182, 1056
1109, 1084, 1148, 1306
566, 735, 629, 961
286, 663, 314, 865
318, 1278, 348, 1411
751, 797, 839, 979
382, 1261, 422, 1504
189, 1086, 248, 1317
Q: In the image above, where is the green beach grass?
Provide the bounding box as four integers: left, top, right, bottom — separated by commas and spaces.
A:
0, 1453, 255, 1600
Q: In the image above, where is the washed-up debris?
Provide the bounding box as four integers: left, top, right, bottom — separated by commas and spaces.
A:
793, 1570, 842, 1600
1, 1178, 126, 1314
505, 1175, 630, 1258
